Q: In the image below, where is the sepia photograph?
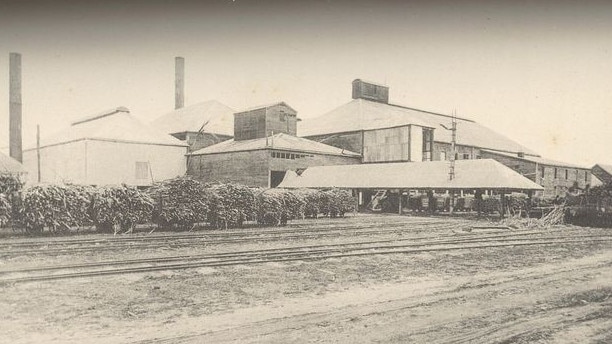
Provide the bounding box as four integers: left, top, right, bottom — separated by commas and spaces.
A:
0, 0, 611, 343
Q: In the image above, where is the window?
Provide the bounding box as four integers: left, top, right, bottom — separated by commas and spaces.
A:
135, 162, 149, 180
440, 151, 447, 161
462, 153, 470, 160
422, 128, 433, 161
279, 113, 286, 121
541, 167, 545, 179
554, 168, 558, 179
585, 171, 588, 183
565, 169, 569, 180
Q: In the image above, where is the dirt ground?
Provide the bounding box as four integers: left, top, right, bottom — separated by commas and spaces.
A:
0, 215, 611, 344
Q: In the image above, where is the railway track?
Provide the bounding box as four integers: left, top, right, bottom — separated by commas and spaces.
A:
0, 221, 471, 256
2, 232, 611, 284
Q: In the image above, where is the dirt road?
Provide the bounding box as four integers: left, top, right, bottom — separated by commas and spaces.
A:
1, 215, 611, 343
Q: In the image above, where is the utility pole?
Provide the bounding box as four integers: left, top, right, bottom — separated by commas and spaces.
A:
441, 110, 458, 181
36, 125, 41, 183
441, 110, 458, 214
449, 109, 457, 181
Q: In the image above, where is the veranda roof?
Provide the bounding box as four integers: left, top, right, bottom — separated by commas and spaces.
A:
279, 159, 544, 191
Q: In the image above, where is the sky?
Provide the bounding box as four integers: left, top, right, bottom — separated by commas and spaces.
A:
0, 0, 611, 166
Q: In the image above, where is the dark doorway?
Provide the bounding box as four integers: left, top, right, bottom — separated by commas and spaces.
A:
270, 171, 287, 188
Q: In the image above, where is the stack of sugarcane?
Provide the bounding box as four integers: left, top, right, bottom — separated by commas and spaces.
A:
91, 185, 154, 234
207, 183, 257, 229
20, 184, 94, 233
500, 204, 566, 229
147, 176, 210, 231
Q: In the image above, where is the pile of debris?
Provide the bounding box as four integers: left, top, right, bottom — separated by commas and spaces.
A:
500, 205, 566, 229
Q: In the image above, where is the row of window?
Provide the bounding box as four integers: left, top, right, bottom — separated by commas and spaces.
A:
439, 152, 481, 161
541, 167, 588, 182
270, 151, 314, 160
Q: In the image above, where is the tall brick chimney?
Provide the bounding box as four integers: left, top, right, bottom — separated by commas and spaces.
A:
175, 56, 185, 109
352, 79, 389, 104
9, 52, 22, 163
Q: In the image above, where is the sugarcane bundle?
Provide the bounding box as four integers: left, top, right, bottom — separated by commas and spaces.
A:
290, 188, 321, 218
254, 188, 284, 226
91, 185, 154, 233
263, 188, 306, 222
0, 193, 11, 227
20, 184, 94, 233
206, 183, 257, 228
147, 176, 210, 231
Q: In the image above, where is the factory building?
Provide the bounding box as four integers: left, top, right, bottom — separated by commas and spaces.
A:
187, 102, 361, 187
23, 107, 187, 186
299, 79, 590, 197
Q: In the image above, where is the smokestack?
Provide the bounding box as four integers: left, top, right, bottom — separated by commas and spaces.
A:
175, 56, 185, 109
9, 52, 22, 163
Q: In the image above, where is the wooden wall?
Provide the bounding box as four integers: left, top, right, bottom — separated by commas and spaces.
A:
234, 104, 297, 141
187, 149, 360, 187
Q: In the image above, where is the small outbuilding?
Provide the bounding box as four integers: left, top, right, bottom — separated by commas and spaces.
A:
186, 102, 361, 187
23, 107, 188, 186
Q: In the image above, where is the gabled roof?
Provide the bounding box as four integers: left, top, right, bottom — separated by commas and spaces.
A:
150, 100, 235, 136
279, 159, 544, 190
481, 150, 587, 169
0, 152, 27, 174
27, 107, 187, 150
299, 98, 537, 155
594, 164, 612, 176
189, 133, 360, 157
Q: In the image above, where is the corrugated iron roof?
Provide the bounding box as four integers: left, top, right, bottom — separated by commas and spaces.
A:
299, 98, 537, 155
27, 108, 187, 150
481, 150, 587, 169
150, 100, 235, 136
278, 159, 544, 190
189, 133, 361, 157
236, 101, 298, 114
0, 152, 27, 174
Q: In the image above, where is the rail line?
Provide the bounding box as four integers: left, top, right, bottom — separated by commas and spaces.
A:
2, 232, 611, 284
0, 222, 470, 256
0, 219, 458, 248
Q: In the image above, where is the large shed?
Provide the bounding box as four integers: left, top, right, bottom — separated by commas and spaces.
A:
23, 107, 187, 186
279, 159, 543, 191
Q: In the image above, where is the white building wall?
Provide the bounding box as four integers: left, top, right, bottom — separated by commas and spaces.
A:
410, 125, 423, 162
86, 140, 186, 186
23, 139, 186, 186
23, 140, 88, 185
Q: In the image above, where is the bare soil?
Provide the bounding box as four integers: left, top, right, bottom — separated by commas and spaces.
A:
0, 214, 610, 343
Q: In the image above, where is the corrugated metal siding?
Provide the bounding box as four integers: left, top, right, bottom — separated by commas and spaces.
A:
363, 126, 410, 163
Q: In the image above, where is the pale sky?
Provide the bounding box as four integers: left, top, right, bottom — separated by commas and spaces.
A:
1, 0, 611, 166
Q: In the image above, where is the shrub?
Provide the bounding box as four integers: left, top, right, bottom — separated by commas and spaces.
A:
91, 185, 154, 233
254, 189, 284, 226
148, 177, 210, 230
